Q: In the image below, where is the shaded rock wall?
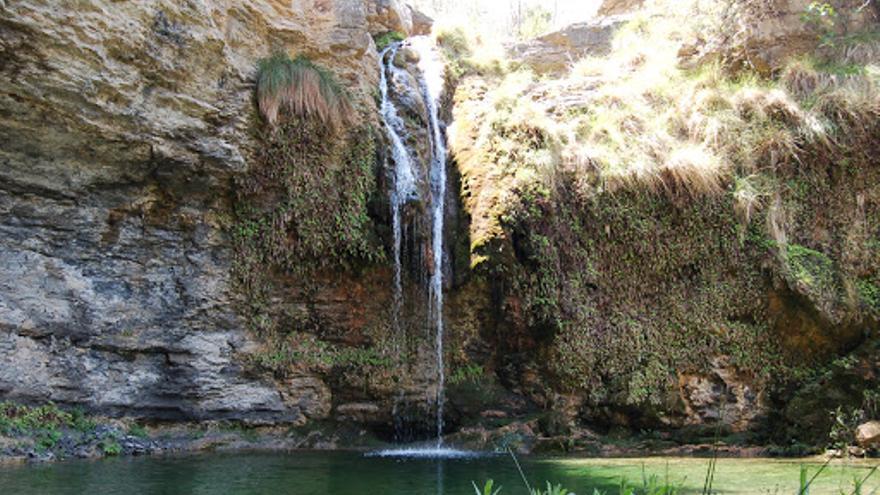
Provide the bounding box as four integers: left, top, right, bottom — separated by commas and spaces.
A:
0, 0, 417, 423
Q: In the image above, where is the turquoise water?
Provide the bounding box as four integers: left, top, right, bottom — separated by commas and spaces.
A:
0, 450, 877, 494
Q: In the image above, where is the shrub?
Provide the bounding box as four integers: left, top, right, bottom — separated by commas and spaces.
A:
256, 52, 353, 129
101, 440, 122, 456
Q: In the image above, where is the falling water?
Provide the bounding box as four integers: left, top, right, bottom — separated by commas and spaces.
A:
377, 37, 451, 452
411, 36, 448, 448
378, 43, 417, 338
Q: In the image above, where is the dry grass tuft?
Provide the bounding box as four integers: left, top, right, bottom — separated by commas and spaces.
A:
449, 0, 880, 248
256, 52, 353, 129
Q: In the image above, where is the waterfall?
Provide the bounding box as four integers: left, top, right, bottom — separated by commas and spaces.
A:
411, 36, 448, 448
378, 37, 449, 449
378, 43, 418, 340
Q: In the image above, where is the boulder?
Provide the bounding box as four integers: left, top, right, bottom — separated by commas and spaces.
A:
856, 421, 880, 448
508, 16, 626, 74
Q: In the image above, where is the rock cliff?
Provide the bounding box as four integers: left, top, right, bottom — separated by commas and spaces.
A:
0, 0, 878, 453
0, 0, 424, 424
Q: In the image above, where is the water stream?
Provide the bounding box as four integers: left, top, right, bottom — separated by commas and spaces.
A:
378, 36, 450, 452
378, 42, 417, 340
412, 35, 449, 449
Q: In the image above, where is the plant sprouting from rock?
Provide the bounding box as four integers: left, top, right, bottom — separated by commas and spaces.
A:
256, 52, 353, 129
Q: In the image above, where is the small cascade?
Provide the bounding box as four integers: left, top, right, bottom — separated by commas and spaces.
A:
378, 43, 418, 340
377, 37, 451, 451
411, 36, 448, 448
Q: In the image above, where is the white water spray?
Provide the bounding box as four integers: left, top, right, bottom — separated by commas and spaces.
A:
411, 36, 448, 448
379, 43, 418, 338
378, 37, 450, 451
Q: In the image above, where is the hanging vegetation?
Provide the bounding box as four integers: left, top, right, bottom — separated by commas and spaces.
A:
256, 52, 353, 129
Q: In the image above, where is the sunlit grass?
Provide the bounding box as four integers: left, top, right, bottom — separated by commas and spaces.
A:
448, 0, 879, 252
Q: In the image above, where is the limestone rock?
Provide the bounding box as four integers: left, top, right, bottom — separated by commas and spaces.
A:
0, 0, 382, 423
367, 0, 413, 36
856, 421, 880, 448
597, 0, 644, 16
409, 6, 434, 36
677, 358, 766, 431
335, 402, 382, 423
680, 0, 880, 73
508, 16, 626, 74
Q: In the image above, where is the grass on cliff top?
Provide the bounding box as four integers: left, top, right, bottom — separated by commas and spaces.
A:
446, 0, 880, 252
256, 52, 353, 129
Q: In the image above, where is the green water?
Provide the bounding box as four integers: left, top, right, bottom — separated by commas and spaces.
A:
0, 451, 877, 494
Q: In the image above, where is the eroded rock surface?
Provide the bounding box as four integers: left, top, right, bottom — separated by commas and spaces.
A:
0, 0, 386, 423
508, 16, 625, 74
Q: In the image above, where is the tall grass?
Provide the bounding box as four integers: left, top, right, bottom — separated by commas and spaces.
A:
450, 0, 880, 223
474, 445, 878, 494
256, 52, 353, 129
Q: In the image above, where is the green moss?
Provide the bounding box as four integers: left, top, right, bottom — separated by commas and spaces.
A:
374, 31, 405, 51
246, 331, 393, 377
784, 244, 836, 292
857, 279, 880, 312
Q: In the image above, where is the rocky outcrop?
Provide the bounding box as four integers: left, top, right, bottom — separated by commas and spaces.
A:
0, 0, 389, 423
367, 0, 413, 35
508, 16, 625, 74
677, 359, 766, 431
409, 6, 434, 36
680, 0, 880, 73
597, 0, 644, 16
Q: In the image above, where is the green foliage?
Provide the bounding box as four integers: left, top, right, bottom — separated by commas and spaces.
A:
374, 31, 405, 51
856, 279, 880, 312
828, 406, 864, 450
247, 332, 392, 376
530, 482, 573, 495
128, 424, 148, 439
473, 480, 502, 495
0, 402, 74, 435
70, 407, 97, 432
234, 120, 381, 282
101, 440, 122, 456
449, 363, 485, 385
256, 52, 352, 128
801, 2, 838, 46
784, 244, 837, 293
36, 429, 62, 451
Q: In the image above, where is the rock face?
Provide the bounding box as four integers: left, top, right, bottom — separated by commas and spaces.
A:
682, 0, 880, 73
508, 16, 625, 74
597, 0, 644, 16
0, 0, 391, 423
677, 359, 766, 431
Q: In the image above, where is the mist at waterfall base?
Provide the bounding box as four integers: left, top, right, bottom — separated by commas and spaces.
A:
378, 34, 461, 458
